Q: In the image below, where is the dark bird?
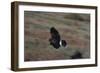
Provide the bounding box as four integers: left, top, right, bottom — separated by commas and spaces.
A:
49, 27, 67, 49
71, 51, 83, 59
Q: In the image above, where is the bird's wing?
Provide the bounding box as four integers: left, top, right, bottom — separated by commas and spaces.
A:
50, 27, 61, 40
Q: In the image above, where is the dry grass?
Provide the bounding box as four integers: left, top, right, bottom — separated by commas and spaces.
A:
24, 11, 90, 61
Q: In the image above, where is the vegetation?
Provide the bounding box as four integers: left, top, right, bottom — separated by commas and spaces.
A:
24, 11, 90, 61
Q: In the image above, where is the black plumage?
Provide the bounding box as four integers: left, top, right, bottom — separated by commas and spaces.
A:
49, 27, 67, 49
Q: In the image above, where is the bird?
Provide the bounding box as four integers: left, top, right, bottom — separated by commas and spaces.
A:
49, 27, 67, 49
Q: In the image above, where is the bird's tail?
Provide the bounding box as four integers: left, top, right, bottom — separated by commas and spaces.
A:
60, 40, 67, 47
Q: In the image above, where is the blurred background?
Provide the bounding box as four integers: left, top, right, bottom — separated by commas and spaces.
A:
24, 11, 90, 61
